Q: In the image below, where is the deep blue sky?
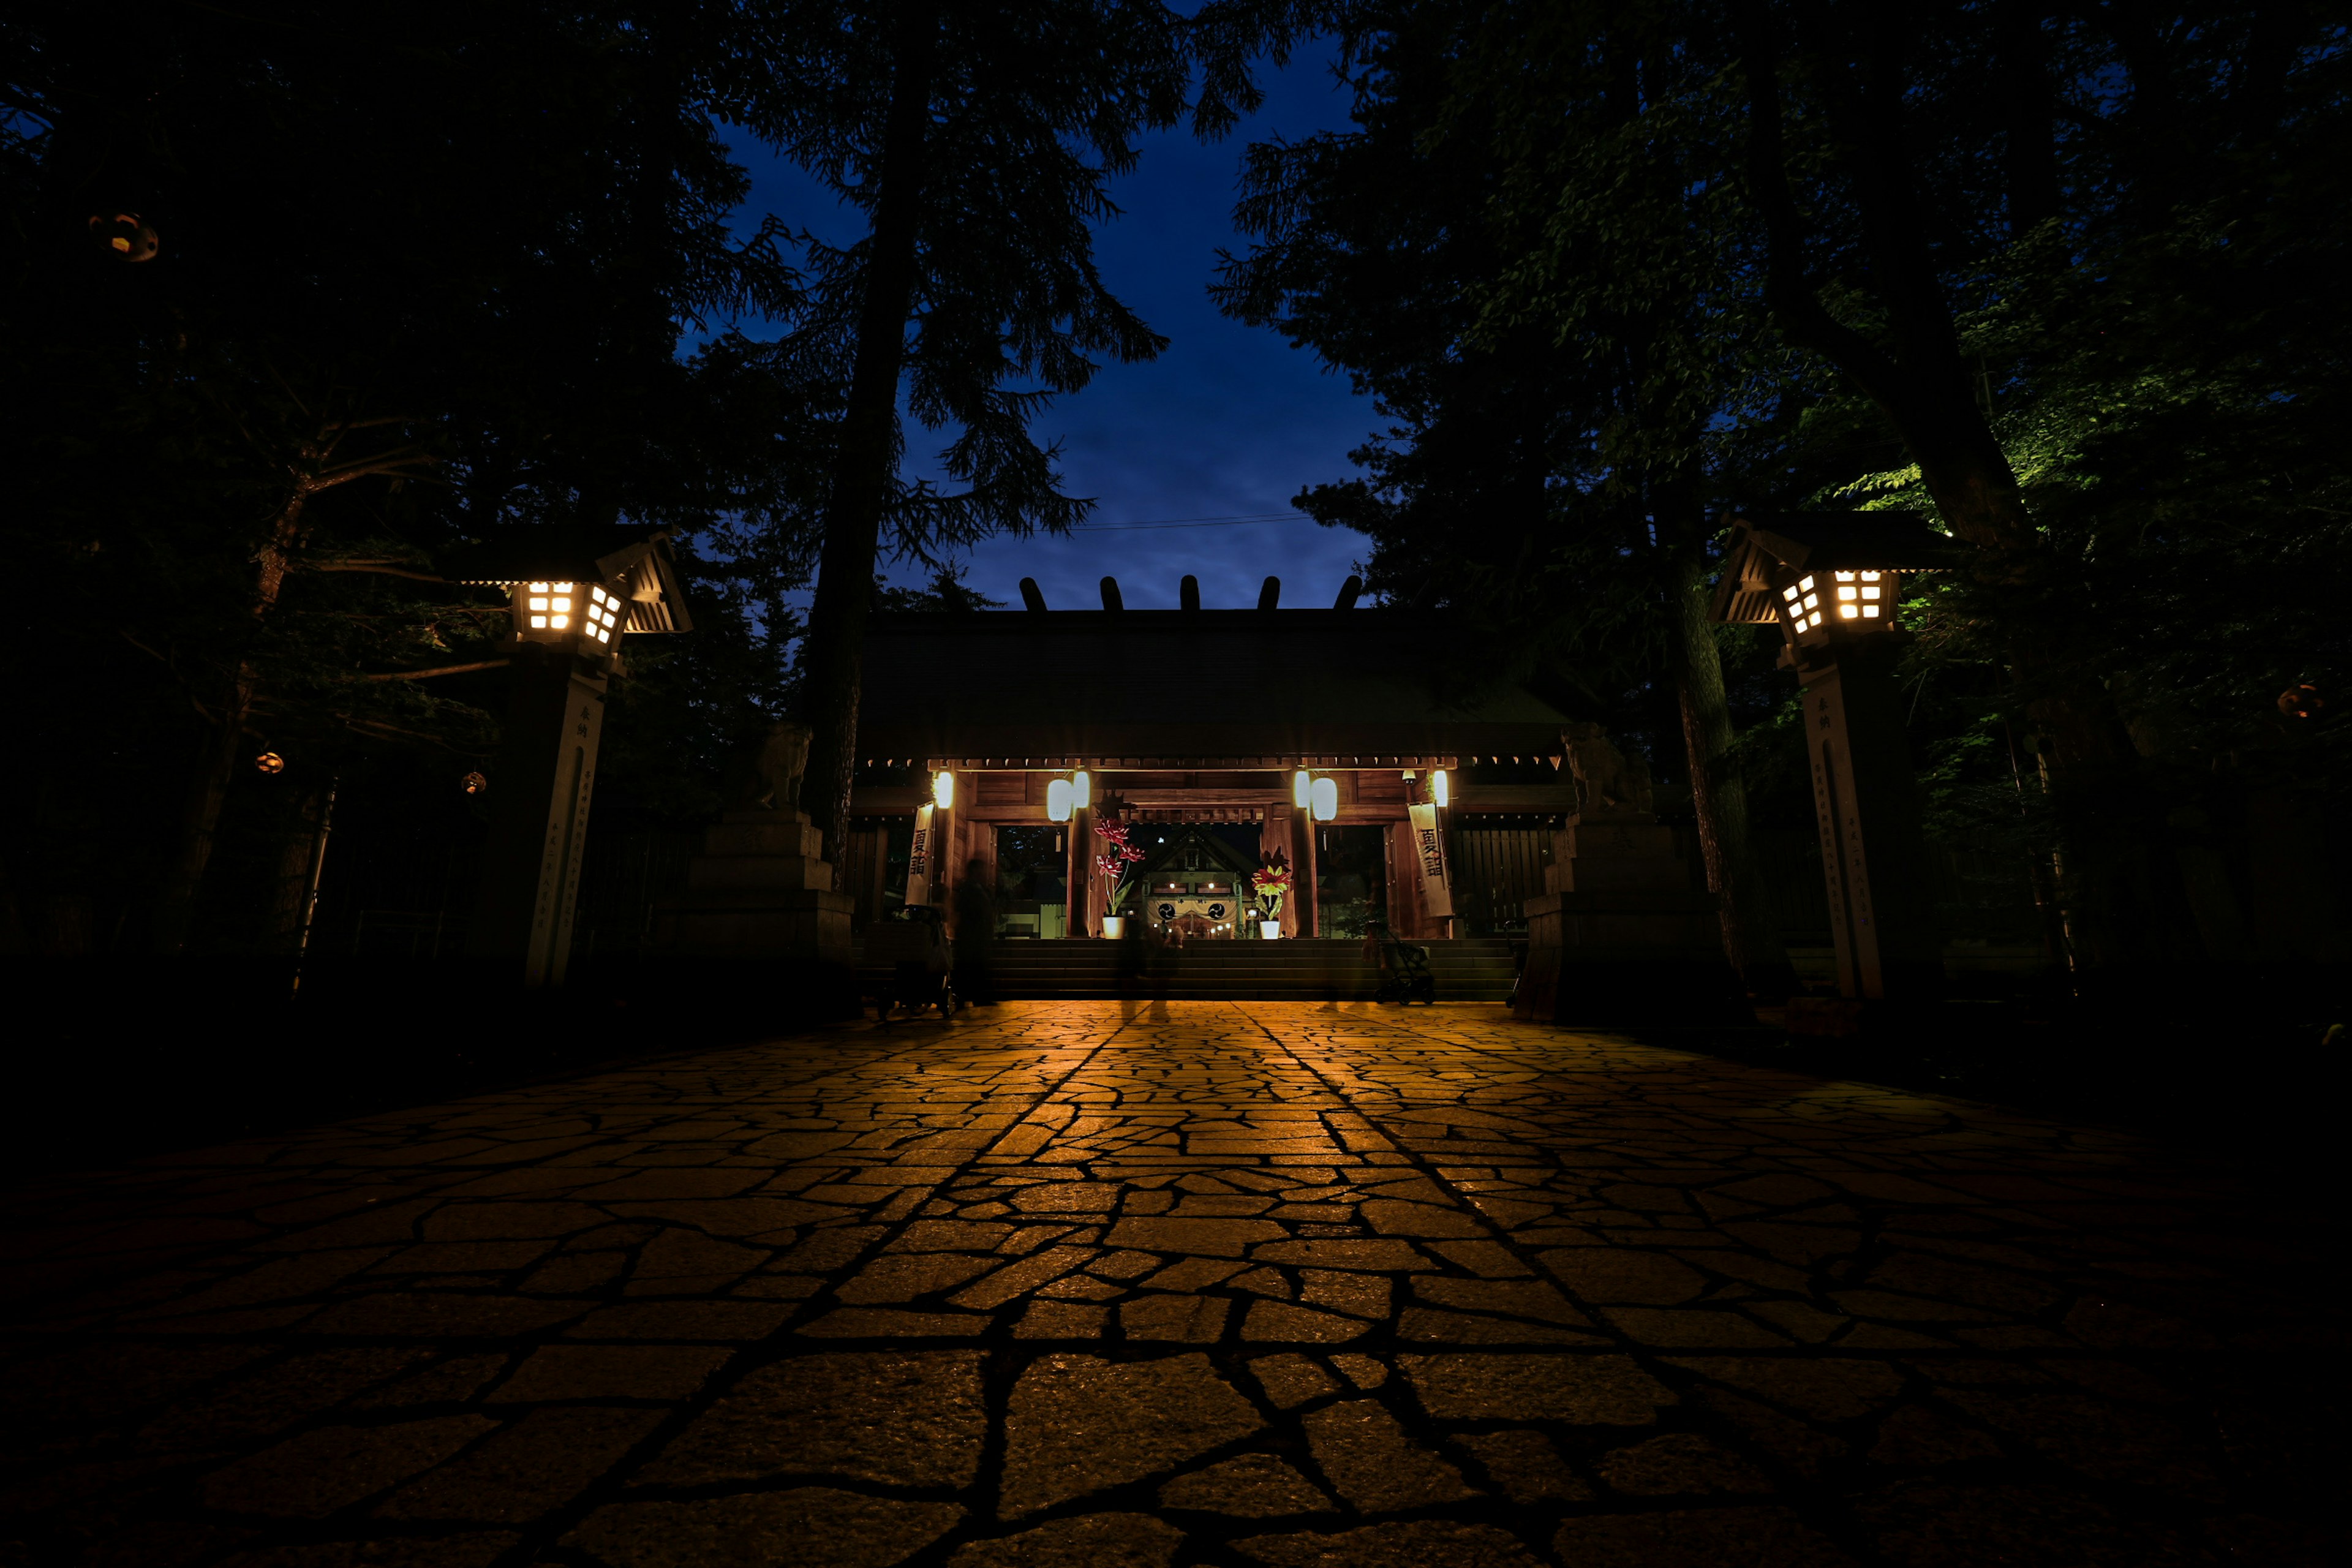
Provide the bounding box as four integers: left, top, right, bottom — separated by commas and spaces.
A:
721, 45, 1380, 613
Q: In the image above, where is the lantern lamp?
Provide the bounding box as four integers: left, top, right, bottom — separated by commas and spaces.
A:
2278, 684, 2326, 721
89, 213, 159, 263
1072, 770, 1091, 809
1430, 768, 1450, 809
1046, 777, 1073, 822
1715, 514, 1944, 656
521, 581, 576, 636
933, 770, 955, 810
1293, 769, 1313, 809
255, 751, 285, 775
1310, 775, 1339, 822
458, 529, 693, 667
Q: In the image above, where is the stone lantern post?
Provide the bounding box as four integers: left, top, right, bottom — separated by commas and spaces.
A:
1711, 513, 1952, 1001
462, 533, 693, 988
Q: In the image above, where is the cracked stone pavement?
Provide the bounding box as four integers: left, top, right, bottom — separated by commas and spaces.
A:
1, 1001, 2343, 1566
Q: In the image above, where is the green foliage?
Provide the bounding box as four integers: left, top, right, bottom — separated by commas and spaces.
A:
1228, 0, 2347, 858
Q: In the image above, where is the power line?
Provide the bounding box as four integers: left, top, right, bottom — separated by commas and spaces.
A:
1072, 511, 1312, 532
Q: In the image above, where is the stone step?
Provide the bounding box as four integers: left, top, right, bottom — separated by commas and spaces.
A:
856, 938, 1521, 1000
946, 939, 1519, 1000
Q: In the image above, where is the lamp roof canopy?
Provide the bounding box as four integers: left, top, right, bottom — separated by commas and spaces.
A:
858, 603, 1567, 764
1712, 511, 1954, 625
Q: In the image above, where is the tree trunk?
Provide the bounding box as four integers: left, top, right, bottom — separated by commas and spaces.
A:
151, 487, 312, 954
1668, 552, 1794, 995
265, 783, 333, 954
149, 693, 252, 956
797, 1, 942, 876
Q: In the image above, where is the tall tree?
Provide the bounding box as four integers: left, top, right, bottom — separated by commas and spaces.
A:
1228, 0, 2352, 983
1216, 1, 1795, 987
723, 1, 1306, 869
1722, 0, 2345, 974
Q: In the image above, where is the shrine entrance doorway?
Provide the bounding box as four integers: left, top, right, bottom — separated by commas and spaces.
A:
1313, 824, 1392, 939
1129, 823, 1261, 941
993, 824, 1069, 940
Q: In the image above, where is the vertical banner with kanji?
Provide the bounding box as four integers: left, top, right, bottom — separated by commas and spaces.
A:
1408, 802, 1453, 918
905, 802, 935, 909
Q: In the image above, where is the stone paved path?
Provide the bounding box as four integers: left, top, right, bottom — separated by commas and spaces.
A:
1, 1002, 2343, 1567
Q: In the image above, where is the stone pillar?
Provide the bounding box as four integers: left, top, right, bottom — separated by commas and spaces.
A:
653, 808, 851, 966
1794, 649, 1942, 1000
468, 642, 608, 988
1515, 813, 1738, 1023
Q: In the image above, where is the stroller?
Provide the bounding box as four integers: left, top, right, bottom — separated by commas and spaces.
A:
864, 906, 958, 1024
1369, 922, 1436, 1005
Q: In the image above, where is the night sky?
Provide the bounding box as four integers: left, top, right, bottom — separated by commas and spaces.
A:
723, 45, 1379, 614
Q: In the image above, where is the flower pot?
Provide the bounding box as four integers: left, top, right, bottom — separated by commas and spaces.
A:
1101, 916, 1125, 939
1260, 921, 1283, 941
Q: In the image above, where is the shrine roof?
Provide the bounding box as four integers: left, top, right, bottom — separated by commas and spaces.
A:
856, 608, 1569, 767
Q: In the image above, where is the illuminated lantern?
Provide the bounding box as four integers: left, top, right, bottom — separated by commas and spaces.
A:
1292, 769, 1313, 809
933, 770, 955, 810
462, 771, 488, 795
1713, 513, 1950, 1001
512, 581, 624, 646
1046, 777, 1074, 821
255, 751, 285, 774
89, 213, 159, 263
1430, 768, 1450, 809
458, 532, 689, 665
1714, 513, 1941, 657
2278, 684, 2326, 721
1072, 770, 1091, 809
1310, 776, 1338, 822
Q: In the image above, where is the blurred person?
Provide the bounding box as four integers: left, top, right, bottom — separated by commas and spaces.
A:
953, 858, 998, 1006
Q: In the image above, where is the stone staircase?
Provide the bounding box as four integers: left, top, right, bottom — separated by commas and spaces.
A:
970, 937, 1523, 1001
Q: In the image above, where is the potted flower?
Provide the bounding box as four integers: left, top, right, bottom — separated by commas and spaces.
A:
1094, 816, 1145, 938
1251, 852, 1292, 940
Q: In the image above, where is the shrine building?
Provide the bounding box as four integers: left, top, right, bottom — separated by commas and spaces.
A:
841, 575, 1583, 942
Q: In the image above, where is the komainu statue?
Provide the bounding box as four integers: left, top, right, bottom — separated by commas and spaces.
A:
723, 719, 813, 813
1563, 722, 1654, 818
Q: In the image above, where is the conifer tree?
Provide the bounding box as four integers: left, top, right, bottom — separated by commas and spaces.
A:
723, 0, 1305, 869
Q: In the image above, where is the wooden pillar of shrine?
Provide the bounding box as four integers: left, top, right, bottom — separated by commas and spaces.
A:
1385, 818, 1425, 938
1291, 807, 1319, 938
1067, 801, 1095, 937
930, 770, 960, 916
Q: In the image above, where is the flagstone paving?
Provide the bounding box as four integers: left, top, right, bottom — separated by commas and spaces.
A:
1, 1001, 2343, 1566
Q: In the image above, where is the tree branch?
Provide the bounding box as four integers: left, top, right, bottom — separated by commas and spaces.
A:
304, 560, 452, 583
314, 447, 440, 483
1731, 0, 1917, 412
351, 659, 512, 682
